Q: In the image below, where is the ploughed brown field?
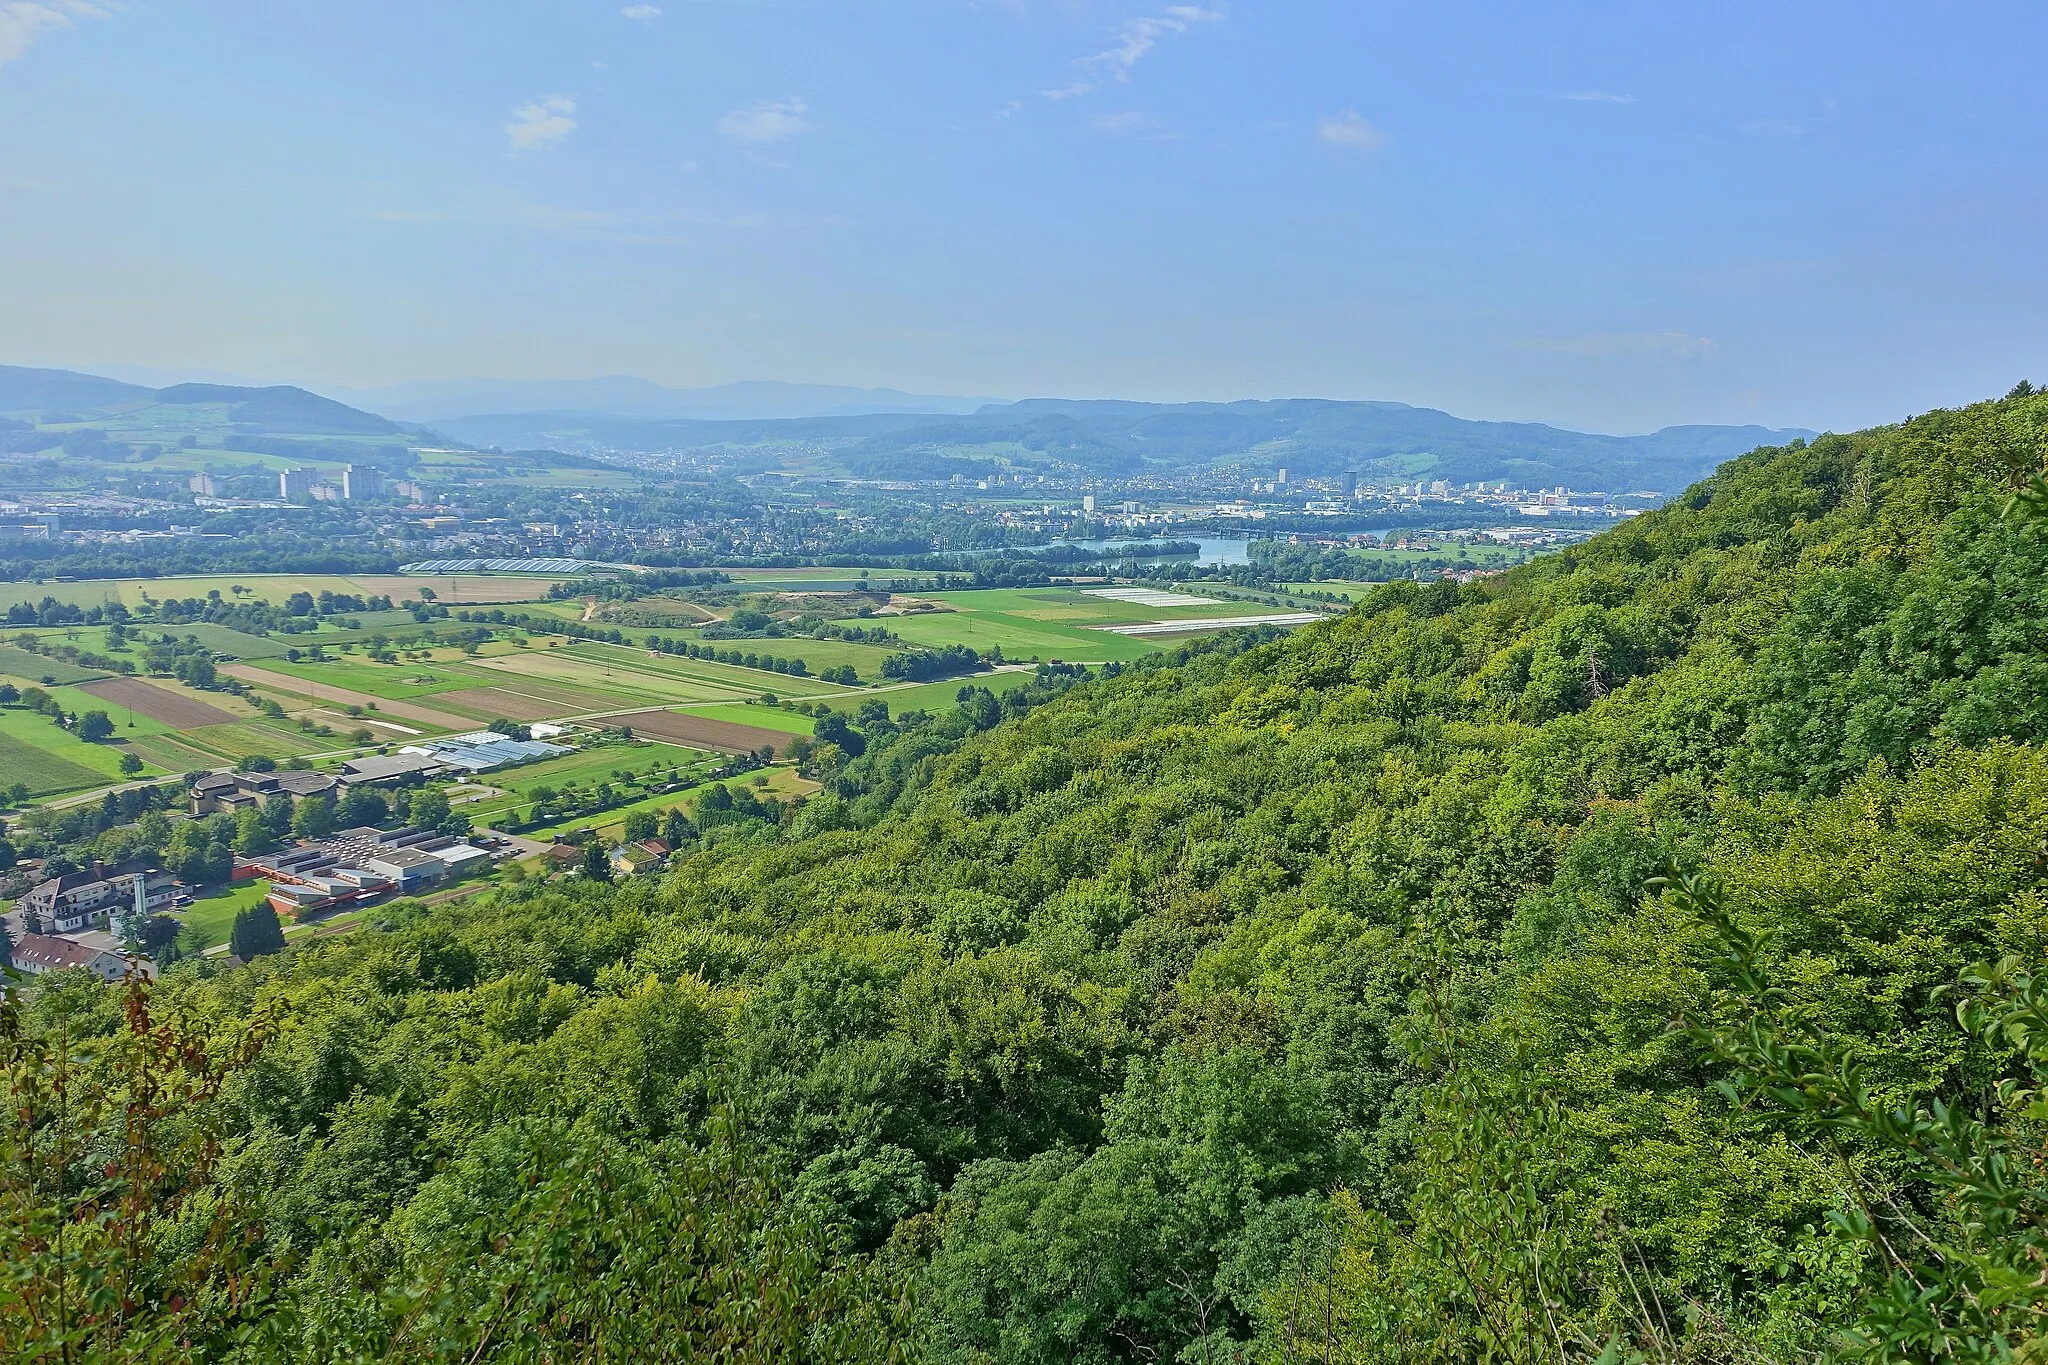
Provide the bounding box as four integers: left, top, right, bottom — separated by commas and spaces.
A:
593, 709, 798, 755
77, 676, 242, 728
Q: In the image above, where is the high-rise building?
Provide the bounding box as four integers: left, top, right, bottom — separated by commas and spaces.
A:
341, 465, 384, 500
1082, 494, 1097, 514
1341, 470, 1358, 498
1276, 468, 1289, 485
279, 467, 312, 502
188, 472, 217, 497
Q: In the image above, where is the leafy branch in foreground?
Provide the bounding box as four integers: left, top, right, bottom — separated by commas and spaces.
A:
1670, 869, 2048, 1362
0, 976, 287, 1361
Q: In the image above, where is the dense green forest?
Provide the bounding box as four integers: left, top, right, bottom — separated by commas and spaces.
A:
8, 390, 2048, 1360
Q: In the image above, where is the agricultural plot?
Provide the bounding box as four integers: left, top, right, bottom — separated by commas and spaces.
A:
591, 708, 801, 756
458, 742, 713, 827
0, 730, 108, 795
11, 573, 569, 613
127, 623, 296, 659
174, 720, 327, 764
0, 644, 105, 683
812, 676, 1013, 719
251, 657, 501, 700
880, 586, 1312, 660
15, 576, 381, 611
578, 627, 897, 681
0, 706, 160, 789
77, 677, 242, 728
881, 601, 1158, 662
517, 767, 819, 845
675, 703, 821, 735
221, 664, 474, 731
552, 641, 858, 696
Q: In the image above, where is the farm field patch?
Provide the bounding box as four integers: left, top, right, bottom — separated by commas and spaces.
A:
574, 629, 895, 680
126, 731, 236, 771
808, 676, 1000, 718
0, 705, 159, 789
175, 721, 325, 763
0, 729, 109, 795
676, 703, 820, 735
929, 586, 1251, 624
0, 644, 105, 683
21, 622, 301, 661
879, 603, 1157, 662
432, 680, 632, 720
554, 641, 855, 695
221, 664, 473, 730
459, 743, 714, 826
466, 649, 733, 703
77, 676, 242, 727
9, 573, 570, 613
591, 707, 801, 755
519, 767, 819, 844
252, 657, 500, 700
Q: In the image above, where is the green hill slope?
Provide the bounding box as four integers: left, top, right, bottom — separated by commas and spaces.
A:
11, 388, 2048, 1358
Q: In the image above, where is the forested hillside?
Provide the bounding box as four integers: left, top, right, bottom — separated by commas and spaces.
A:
9, 389, 2048, 1361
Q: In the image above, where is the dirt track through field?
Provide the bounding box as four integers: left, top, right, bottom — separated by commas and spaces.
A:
222, 664, 476, 731
591, 709, 798, 755
77, 677, 242, 727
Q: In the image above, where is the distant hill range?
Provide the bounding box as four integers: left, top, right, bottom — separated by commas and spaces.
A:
0, 365, 407, 438
5, 365, 1817, 494
319, 376, 1008, 423
427, 396, 1816, 494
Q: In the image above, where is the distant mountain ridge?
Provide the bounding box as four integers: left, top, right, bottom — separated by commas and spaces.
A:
3, 364, 1819, 494
0, 365, 405, 436
322, 376, 1009, 423
430, 396, 1816, 494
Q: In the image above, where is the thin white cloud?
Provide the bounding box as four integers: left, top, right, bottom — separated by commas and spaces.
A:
1562, 91, 1636, 104
620, 4, 661, 20
1317, 109, 1386, 150
717, 96, 812, 143
1041, 5, 1222, 101
0, 0, 107, 69
506, 96, 577, 151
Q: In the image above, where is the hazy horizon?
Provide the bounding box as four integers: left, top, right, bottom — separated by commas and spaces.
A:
5, 2, 2046, 435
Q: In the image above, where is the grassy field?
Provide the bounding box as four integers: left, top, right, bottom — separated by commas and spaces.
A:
6, 574, 570, 612
0, 644, 106, 683
14, 621, 296, 661
254, 656, 500, 700
518, 767, 818, 844
558, 625, 899, 681
0, 728, 109, 794
470, 641, 831, 705
490, 742, 709, 796
0, 696, 170, 788
460, 742, 717, 827
676, 702, 822, 734
176, 879, 272, 953
881, 601, 1157, 662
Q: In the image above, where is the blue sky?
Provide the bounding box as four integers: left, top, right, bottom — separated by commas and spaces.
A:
4, 0, 2045, 432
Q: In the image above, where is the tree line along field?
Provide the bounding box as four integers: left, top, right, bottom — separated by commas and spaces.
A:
512, 764, 818, 845
11, 572, 577, 610
454, 739, 716, 829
